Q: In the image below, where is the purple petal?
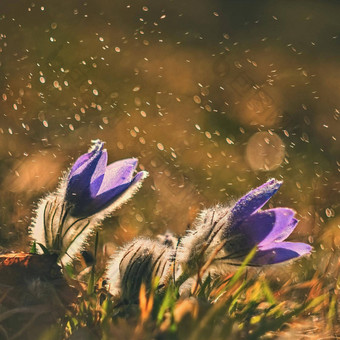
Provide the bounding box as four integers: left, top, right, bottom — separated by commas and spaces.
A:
252, 242, 312, 265
274, 217, 298, 242
229, 179, 282, 225
96, 158, 138, 196
69, 150, 95, 178
66, 143, 104, 204
69, 141, 104, 178
88, 150, 108, 196
92, 150, 108, 181
234, 208, 295, 248
86, 170, 146, 216
130, 170, 148, 185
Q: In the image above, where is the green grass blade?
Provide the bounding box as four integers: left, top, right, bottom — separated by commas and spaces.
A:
87, 231, 99, 295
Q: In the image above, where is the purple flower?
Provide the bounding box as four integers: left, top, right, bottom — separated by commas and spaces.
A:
65, 140, 148, 217
222, 179, 312, 265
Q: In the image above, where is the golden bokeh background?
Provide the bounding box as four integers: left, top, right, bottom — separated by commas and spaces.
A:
0, 0, 338, 271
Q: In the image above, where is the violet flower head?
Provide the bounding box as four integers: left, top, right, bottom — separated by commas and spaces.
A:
65, 140, 148, 217
222, 179, 312, 265
31, 140, 148, 264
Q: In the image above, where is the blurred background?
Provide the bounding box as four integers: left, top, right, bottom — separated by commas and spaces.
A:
0, 0, 338, 275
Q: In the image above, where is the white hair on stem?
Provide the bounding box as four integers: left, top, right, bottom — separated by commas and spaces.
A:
106, 237, 175, 302
30, 171, 148, 265
177, 205, 233, 274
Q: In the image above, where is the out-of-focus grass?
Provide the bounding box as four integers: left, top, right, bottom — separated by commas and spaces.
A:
0, 238, 338, 339
29, 247, 337, 340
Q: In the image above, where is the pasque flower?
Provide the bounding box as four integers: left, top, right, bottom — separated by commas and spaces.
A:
65, 140, 147, 217
179, 179, 312, 272
221, 179, 312, 265
31, 140, 148, 263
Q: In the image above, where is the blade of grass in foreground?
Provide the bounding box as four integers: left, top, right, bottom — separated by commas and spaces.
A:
187, 248, 257, 340
213, 247, 257, 302
87, 232, 99, 295
157, 284, 177, 325
248, 293, 327, 339
227, 247, 257, 288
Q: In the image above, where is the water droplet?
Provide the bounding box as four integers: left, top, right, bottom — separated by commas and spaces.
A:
136, 213, 143, 222
193, 95, 201, 104
325, 208, 334, 218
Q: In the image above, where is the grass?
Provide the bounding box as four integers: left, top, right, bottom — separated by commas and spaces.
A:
0, 241, 338, 339
38, 251, 338, 339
